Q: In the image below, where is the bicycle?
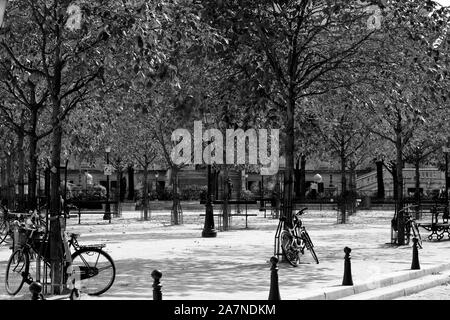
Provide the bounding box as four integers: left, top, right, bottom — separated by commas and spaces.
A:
5, 225, 116, 296
391, 205, 422, 248
66, 232, 116, 295
404, 211, 422, 248
279, 208, 319, 266
0, 205, 23, 245
0, 204, 12, 245
0, 204, 46, 245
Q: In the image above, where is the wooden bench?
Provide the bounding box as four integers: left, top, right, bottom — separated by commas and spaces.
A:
418, 205, 450, 241
199, 200, 258, 228
199, 212, 258, 229
67, 201, 118, 224
255, 197, 278, 218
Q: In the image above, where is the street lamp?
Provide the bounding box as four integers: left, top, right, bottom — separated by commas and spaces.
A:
103, 146, 111, 220
202, 113, 217, 238
202, 163, 217, 237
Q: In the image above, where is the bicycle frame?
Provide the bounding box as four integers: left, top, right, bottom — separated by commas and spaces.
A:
292, 214, 308, 251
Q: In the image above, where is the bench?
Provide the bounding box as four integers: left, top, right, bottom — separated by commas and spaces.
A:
199, 200, 258, 228
255, 197, 278, 218
418, 205, 450, 241
199, 212, 258, 229
67, 201, 119, 224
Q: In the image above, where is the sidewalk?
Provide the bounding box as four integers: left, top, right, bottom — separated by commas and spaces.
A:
1, 208, 449, 300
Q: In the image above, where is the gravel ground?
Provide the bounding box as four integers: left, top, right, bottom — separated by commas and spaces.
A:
1, 207, 449, 300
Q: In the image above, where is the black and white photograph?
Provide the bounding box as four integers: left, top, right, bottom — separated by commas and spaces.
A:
0, 0, 450, 315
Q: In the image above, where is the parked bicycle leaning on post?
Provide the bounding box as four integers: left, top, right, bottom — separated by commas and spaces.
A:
279, 208, 319, 267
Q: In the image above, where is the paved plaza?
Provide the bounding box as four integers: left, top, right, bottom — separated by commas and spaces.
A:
1, 206, 450, 300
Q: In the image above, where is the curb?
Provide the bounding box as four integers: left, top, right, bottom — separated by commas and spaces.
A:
297, 262, 450, 300
343, 272, 450, 300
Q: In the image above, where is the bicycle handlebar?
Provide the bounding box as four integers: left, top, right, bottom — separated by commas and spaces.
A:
397, 205, 419, 213
296, 208, 308, 216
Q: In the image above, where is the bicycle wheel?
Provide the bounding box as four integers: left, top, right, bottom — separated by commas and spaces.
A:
71, 248, 115, 295
5, 249, 29, 295
0, 220, 8, 245
302, 230, 319, 264
280, 230, 300, 267
411, 222, 422, 249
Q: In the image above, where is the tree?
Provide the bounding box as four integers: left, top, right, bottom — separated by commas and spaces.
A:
0, 0, 145, 292
313, 90, 372, 222
358, 0, 450, 244
403, 117, 450, 218
203, 0, 379, 225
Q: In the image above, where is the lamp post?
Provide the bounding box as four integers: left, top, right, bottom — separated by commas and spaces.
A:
202, 113, 217, 238
202, 163, 217, 237
103, 146, 111, 220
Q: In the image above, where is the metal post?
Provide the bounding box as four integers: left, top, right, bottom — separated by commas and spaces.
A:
268, 256, 281, 300
152, 270, 162, 300
261, 176, 266, 218
411, 238, 420, 270
202, 165, 217, 237
342, 247, 353, 286
29, 281, 45, 300
103, 151, 111, 221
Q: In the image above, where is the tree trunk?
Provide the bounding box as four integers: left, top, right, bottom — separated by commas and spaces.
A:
214, 170, 220, 200
391, 163, 398, 200
28, 81, 39, 210
395, 132, 405, 245
414, 158, 421, 219
222, 166, 229, 231
349, 161, 357, 215
6, 152, 14, 209
127, 165, 134, 200
1, 159, 6, 201
16, 130, 25, 211
340, 153, 347, 224
116, 169, 121, 204
283, 94, 295, 227
171, 167, 180, 225
274, 173, 281, 219
299, 154, 306, 201
294, 157, 300, 199
376, 160, 385, 199
143, 163, 149, 220
49, 35, 64, 293
50, 95, 64, 294
0, 159, 4, 200
116, 168, 122, 216
28, 134, 38, 210
236, 170, 242, 213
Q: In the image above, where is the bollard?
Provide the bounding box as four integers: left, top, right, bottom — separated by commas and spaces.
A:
152, 269, 163, 300
69, 288, 81, 300
411, 238, 420, 270
342, 247, 353, 286
268, 256, 281, 300
29, 281, 45, 300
